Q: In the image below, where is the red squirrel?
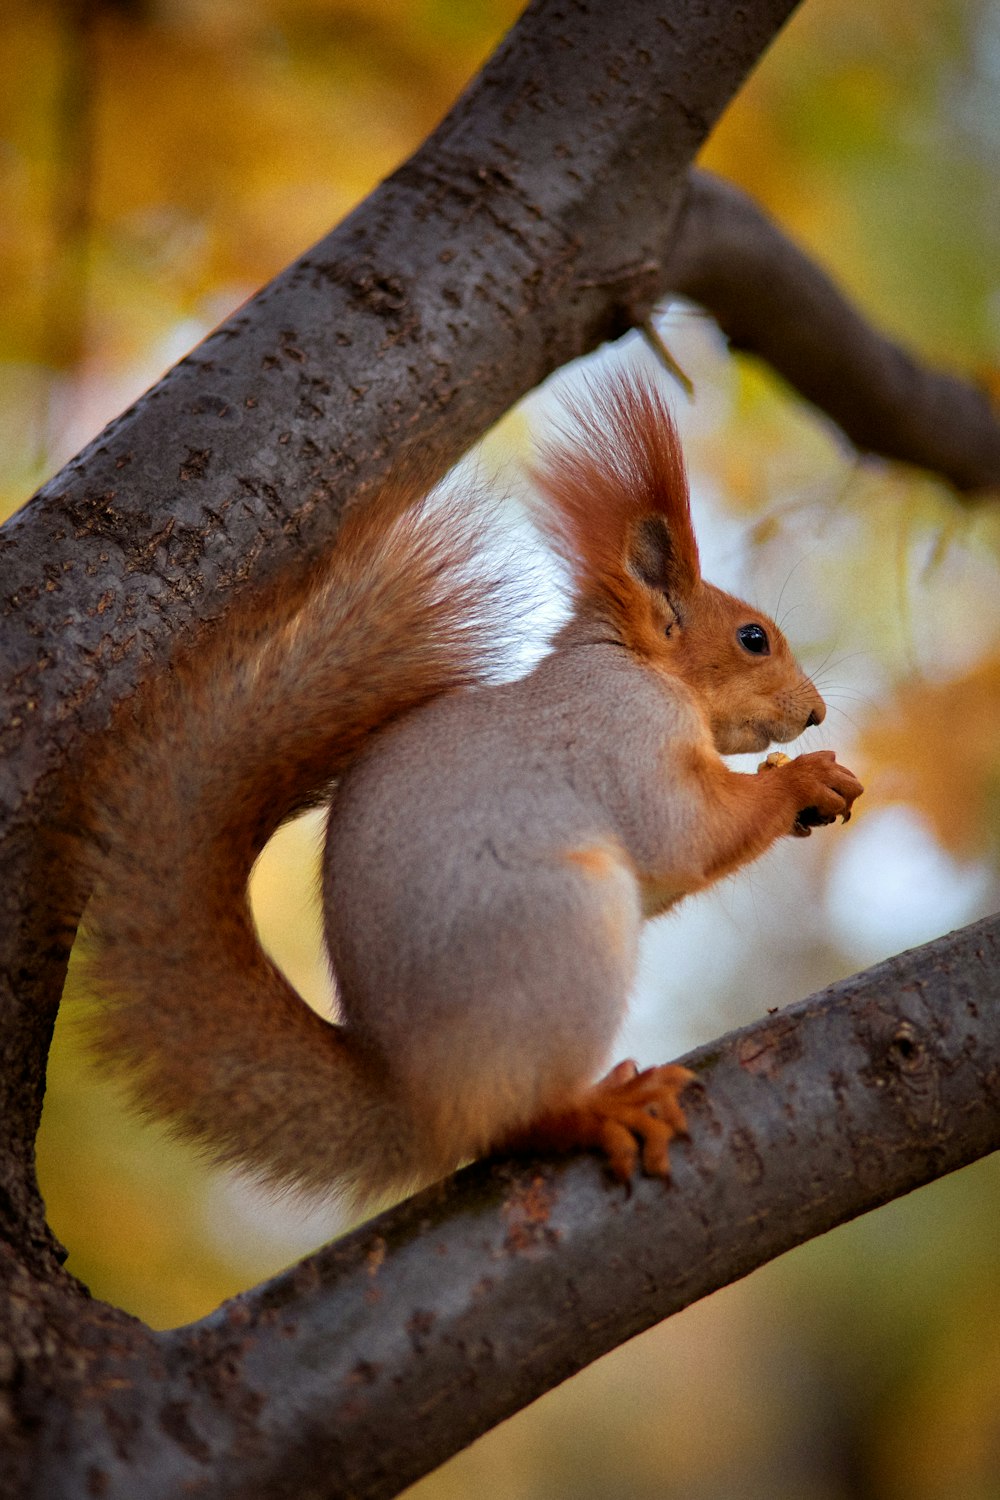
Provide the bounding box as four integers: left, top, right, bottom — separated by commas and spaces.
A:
84, 372, 863, 1206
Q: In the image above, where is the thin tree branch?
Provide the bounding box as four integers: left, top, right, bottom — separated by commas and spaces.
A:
664, 171, 1000, 492
38, 913, 1000, 1500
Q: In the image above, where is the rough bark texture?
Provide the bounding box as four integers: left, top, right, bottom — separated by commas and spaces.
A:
1, 0, 999, 1493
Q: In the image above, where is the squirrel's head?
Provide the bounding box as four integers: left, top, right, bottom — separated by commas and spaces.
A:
666, 581, 825, 754
534, 371, 826, 755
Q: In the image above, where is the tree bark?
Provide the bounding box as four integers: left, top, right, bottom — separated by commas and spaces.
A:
1, 0, 998, 1492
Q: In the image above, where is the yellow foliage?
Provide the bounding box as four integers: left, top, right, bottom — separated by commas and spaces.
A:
0, 0, 524, 507
876, 1284, 1000, 1500
861, 655, 1000, 858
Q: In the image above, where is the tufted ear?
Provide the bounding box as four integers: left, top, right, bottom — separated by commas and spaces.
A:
530, 372, 702, 647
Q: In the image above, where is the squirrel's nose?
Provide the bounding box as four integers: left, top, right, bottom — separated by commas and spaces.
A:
806, 702, 825, 728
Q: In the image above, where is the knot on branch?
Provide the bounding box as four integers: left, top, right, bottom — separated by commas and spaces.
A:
861, 1006, 942, 1132
887, 1021, 925, 1074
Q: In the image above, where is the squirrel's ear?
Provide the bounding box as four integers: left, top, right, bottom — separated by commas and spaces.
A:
531, 371, 700, 629
628, 514, 692, 606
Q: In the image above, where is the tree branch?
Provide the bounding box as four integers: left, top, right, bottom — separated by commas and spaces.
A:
664, 171, 1000, 492
39, 914, 1000, 1500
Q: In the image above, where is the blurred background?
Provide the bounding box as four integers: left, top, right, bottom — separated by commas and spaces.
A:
4, 0, 999, 1494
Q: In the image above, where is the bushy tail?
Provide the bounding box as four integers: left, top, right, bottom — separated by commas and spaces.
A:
83, 480, 504, 1202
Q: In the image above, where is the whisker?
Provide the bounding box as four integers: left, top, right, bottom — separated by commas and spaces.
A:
809, 649, 874, 680
822, 704, 864, 734
772, 549, 820, 630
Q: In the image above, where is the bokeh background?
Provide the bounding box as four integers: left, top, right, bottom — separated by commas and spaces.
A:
4, 0, 999, 1494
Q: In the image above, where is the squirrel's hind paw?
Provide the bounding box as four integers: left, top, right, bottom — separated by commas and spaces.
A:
504, 1061, 696, 1182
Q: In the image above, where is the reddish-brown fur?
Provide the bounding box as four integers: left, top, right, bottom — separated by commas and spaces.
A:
82, 373, 862, 1207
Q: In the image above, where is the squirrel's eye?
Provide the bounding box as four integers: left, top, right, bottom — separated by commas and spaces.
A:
737, 623, 770, 656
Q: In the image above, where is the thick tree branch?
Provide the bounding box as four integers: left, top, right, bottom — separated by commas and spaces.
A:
38, 914, 1000, 1500
665, 171, 1000, 492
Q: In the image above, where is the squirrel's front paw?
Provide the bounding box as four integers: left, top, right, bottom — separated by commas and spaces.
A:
779, 749, 864, 837
503, 1060, 696, 1181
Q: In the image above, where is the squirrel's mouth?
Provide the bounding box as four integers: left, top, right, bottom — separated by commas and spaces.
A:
748, 723, 777, 753
713, 720, 773, 755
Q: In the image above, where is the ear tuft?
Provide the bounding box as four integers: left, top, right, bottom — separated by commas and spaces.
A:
531, 372, 700, 635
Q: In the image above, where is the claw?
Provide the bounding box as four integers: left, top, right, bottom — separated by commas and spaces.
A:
503, 1061, 696, 1182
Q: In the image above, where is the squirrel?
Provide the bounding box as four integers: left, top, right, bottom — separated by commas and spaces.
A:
83, 371, 863, 1209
